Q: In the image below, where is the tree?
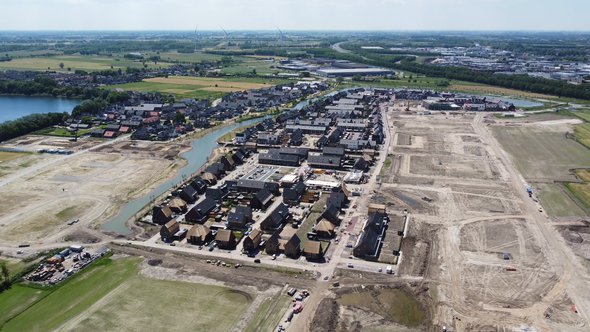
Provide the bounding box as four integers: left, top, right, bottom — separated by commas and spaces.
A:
174, 111, 186, 124
59, 62, 64, 70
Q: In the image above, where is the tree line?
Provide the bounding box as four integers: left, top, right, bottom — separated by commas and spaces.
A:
392, 60, 590, 100
0, 112, 68, 142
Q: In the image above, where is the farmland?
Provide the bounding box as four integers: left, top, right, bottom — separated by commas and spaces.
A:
106, 75, 291, 99
0, 55, 173, 72
491, 124, 590, 182
0, 256, 254, 331
491, 117, 590, 217
536, 183, 587, 217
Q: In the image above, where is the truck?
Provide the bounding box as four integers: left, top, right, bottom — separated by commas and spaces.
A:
386, 265, 393, 274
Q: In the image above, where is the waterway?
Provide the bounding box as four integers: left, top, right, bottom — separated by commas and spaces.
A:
102, 117, 265, 235
0, 95, 79, 124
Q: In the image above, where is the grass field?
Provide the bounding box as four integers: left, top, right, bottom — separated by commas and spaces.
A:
221, 56, 282, 75
536, 183, 587, 217
492, 126, 590, 182
107, 75, 290, 99
565, 183, 590, 210
0, 55, 173, 72
571, 110, 590, 123
448, 84, 554, 100
155, 52, 225, 63
574, 123, 590, 148
0, 285, 50, 327
339, 288, 425, 327
244, 293, 291, 332
0, 256, 254, 331
0, 152, 27, 163
67, 276, 252, 332
576, 169, 590, 182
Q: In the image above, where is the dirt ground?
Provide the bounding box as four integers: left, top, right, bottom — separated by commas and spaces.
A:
378, 105, 590, 331
0, 135, 187, 246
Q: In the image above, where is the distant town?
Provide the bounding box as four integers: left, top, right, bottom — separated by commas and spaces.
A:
0, 30, 589, 332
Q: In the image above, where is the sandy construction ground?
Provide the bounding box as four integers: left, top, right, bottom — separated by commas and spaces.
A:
0, 136, 186, 246
378, 107, 590, 331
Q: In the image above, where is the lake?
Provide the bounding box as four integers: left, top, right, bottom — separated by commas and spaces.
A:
0, 95, 80, 124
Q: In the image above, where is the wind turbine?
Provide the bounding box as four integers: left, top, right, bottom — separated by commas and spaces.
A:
276, 27, 285, 44
220, 26, 230, 46
195, 24, 199, 53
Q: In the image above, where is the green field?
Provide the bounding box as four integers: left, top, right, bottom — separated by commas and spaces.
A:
536, 183, 587, 217
565, 183, 590, 210
155, 52, 225, 63
492, 125, 590, 182
339, 288, 426, 327
244, 293, 291, 332
574, 123, 590, 148
0, 55, 173, 72
221, 56, 283, 75
0, 256, 253, 331
106, 75, 291, 99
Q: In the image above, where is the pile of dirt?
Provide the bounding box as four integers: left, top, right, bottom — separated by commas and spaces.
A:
63, 230, 102, 243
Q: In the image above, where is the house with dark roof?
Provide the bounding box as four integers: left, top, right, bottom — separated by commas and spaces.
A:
205, 184, 229, 202
227, 206, 253, 230
235, 180, 280, 195
283, 181, 306, 206
179, 185, 199, 204
220, 156, 236, 172
318, 204, 341, 225
242, 228, 262, 253
152, 206, 173, 225
258, 151, 300, 167
289, 128, 303, 146
353, 157, 369, 171
322, 146, 345, 157
307, 155, 342, 170
185, 198, 217, 224
352, 212, 388, 259
205, 163, 226, 178
215, 229, 236, 249
190, 177, 208, 194
160, 220, 180, 242
250, 189, 274, 210
187, 224, 212, 245
278, 147, 309, 159
260, 203, 290, 231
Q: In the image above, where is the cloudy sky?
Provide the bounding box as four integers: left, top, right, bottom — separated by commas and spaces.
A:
1, 0, 588, 31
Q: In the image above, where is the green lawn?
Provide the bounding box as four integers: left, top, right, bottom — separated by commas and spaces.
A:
0, 255, 255, 331
0, 55, 173, 72
69, 276, 252, 332
0, 285, 50, 327
106, 76, 291, 99
574, 123, 590, 149
244, 293, 291, 332
536, 183, 587, 217
0, 257, 139, 331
